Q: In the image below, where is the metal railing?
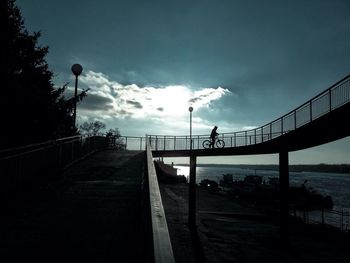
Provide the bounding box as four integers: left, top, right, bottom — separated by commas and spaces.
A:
0, 134, 147, 199
114, 136, 146, 151
0, 134, 108, 198
149, 74, 350, 151
292, 207, 350, 232
144, 139, 175, 263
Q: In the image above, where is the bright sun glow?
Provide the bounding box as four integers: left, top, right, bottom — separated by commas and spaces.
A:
80, 70, 230, 121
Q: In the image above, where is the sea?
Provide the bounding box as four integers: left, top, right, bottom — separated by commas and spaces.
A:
174, 165, 350, 229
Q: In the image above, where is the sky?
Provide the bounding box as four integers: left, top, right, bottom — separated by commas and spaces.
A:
16, 0, 350, 164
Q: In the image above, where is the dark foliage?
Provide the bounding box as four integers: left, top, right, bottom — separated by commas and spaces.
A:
0, 0, 86, 149
79, 121, 106, 135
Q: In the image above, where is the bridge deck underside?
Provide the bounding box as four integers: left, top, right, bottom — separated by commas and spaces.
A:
153, 102, 350, 158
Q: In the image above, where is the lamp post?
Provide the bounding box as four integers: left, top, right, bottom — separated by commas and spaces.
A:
189, 106, 193, 150
188, 106, 196, 228
71, 64, 83, 130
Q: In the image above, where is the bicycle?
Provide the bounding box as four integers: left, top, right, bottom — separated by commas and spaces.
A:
202, 136, 225, 149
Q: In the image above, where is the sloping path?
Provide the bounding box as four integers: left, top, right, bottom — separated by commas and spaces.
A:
1, 150, 145, 263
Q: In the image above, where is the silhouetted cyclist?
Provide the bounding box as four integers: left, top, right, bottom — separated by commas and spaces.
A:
209, 126, 219, 148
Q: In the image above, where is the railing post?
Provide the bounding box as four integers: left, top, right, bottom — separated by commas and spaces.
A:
329, 89, 332, 112
185, 136, 187, 150
281, 117, 284, 135
197, 135, 200, 149
174, 136, 176, 150
155, 136, 158, 150
309, 101, 313, 122
234, 133, 236, 147
294, 110, 297, 129
254, 129, 256, 144
164, 136, 166, 151
270, 124, 272, 140
245, 131, 247, 146
140, 137, 142, 151
230, 136, 233, 147
261, 127, 264, 142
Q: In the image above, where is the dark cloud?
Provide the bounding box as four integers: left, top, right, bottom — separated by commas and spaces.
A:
126, 100, 143, 109
79, 94, 114, 111
189, 93, 210, 104
117, 109, 133, 117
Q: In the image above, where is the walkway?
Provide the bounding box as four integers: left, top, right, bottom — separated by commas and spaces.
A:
0, 150, 145, 262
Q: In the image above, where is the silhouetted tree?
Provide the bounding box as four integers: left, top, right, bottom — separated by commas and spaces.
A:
50, 83, 89, 138
79, 121, 106, 135
106, 128, 121, 138
106, 128, 125, 150
0, 0, 87, 149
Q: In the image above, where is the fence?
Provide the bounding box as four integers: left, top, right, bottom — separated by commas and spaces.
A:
148, 74, 350, 151
291, 207, 350, 232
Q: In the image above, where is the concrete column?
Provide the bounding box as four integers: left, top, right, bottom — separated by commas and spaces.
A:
279, 151, 290, 246
188, 155, 197, 228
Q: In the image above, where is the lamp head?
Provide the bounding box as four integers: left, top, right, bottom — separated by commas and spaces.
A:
188, 106, 193, 112
71, 64, 83, 76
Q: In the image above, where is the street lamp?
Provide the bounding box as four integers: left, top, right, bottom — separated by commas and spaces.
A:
188, 106, 196, 228
189, 106, 193, 150
71, 64, 83, 130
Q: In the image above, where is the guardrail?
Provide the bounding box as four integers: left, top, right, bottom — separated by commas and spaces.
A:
145, 139, 175, 263
0, 134, 147, 199
149, 74, 350, 151
0, 134, 108, 199
114, 136, 146, 151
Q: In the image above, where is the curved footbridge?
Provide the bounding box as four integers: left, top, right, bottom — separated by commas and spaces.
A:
151, 74, 350, 157
149, 74, 350, 243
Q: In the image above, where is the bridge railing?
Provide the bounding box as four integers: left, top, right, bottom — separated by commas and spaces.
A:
149, 74, 350, 151
0, 134, 146, 199
116, 136, 146, 151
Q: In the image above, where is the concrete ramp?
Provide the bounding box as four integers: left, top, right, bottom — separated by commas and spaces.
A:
1, 150, 145, 262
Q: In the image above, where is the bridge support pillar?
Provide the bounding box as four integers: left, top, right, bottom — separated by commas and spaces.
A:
279, 151, 290, 247
188, 155, 197, 229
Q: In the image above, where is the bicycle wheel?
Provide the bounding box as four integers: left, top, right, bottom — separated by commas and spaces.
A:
202, 140, 211, 149
216, 139, 225, 148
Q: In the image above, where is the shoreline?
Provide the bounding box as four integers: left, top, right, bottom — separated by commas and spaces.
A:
172, 163, 350, 174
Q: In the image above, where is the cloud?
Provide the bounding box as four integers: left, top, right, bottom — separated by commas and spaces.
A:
79, 70, 230, 119
126, 100, 143, 109
79, 93, 114, 111
76, 70, 232, 135
189, 87, 228, 106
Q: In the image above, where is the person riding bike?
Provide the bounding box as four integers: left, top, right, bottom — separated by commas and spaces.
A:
209, 126, 219, 148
